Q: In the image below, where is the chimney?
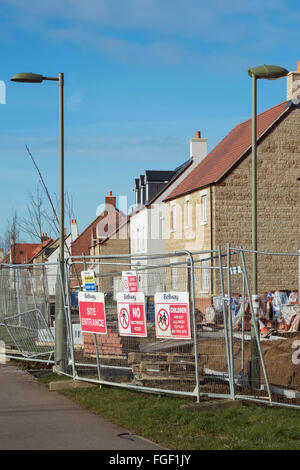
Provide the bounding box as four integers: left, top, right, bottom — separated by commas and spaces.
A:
105, 191, 116, 209
41, 233, 49, 242
70, 219, 79, 242
0, 248, 3, 260
190, 131, 207, 164
287, 61, 300, 100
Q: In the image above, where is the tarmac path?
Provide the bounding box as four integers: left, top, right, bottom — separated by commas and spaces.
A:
0, 364, 164, 450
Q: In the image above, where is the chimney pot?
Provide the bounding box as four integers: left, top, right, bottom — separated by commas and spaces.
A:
297, 61, 300, 72
190, 133, 207, 164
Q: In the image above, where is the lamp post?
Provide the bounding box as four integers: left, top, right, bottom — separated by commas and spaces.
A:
11, 72, 67, 372
247, 65, 288, 388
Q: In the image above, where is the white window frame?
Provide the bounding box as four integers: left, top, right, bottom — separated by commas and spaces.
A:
200, 190, 208, 226
185, 196, 190, 229
170, 202, 176, 232
136, 227, 140, 252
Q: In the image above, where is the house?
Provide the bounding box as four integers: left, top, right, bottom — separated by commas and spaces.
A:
28, 234, 55, 265
70, 191, 127, 289
1, 237, 44, 265
90, 217, 130, 297
129, 132, 208, 296
44, 233, 73, 298
163, 62, 300, 311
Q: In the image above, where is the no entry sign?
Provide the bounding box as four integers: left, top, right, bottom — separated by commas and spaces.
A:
155, 292, 191, 339
117, 292, 147, 337
78, 291, 107, 335
122, 271, 138, 293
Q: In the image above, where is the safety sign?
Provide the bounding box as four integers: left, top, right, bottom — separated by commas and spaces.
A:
155, 292, 191, 339
78, 291, 107, 335
117, 292, 147, 337
81, 270, 96, 292
122, 271, 138, 293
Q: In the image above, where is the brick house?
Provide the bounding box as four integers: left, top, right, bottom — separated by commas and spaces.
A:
1, 237, 47, 265
70, 191, 126, 288
89, 217, 130, 296
163, 64, 300, 308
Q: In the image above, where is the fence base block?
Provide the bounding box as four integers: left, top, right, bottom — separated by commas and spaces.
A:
49, 380, 98, 391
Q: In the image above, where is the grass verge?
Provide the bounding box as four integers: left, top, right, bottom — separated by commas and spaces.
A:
38, 372, 300, 450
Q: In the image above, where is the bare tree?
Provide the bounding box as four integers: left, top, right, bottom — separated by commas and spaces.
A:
20, 185, 56, 242
1, 211, 19, 261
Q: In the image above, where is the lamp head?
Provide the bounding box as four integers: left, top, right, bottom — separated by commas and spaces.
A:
10, 73, 44, 83
248, 65, 288, 80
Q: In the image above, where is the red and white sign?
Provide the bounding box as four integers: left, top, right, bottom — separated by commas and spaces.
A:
122, 271, 138, 293
117, 292, 147, 337
155, 292, 191, 339
78, 291, 107, 335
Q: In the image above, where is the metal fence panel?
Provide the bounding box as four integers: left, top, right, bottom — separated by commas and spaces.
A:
0, 263, 56, 362
67, 253, 201, 398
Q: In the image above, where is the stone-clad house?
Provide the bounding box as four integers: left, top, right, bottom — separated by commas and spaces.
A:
163, 64, 300, 309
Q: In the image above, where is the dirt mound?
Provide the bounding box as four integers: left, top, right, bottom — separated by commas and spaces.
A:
198, 334, 300, 390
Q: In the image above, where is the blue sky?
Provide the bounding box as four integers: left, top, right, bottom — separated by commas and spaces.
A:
0, 0, 299, 242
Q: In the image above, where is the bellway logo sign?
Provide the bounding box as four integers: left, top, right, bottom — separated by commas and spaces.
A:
0, 81, 6, 104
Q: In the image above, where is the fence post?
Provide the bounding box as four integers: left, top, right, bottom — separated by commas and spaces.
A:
217, 245, 234, 398
82, 253, 102, 385
239, 247, 272, 402
227, 243, 235, 399
186, 252, 201, 403
298, 247, 300, 300
64, 258, 76, 378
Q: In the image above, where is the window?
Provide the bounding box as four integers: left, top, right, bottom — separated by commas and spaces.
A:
171, 203, 176, 232
137, 228, 140, 252
185, 197, 190, 228
142, 227, 145, 251
201, 194, 207, 224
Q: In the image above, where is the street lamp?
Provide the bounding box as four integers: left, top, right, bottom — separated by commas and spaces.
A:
247, 64, 288, 388
11, 72, 66, 372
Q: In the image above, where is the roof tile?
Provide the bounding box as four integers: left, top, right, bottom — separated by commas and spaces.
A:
165, 101, 289, 201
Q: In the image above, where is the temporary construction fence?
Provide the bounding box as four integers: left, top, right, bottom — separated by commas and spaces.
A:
1, 247, 300, 409
0, 263, 56, 361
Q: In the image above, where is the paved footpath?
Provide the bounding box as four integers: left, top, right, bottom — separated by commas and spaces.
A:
0, 364, 164, 450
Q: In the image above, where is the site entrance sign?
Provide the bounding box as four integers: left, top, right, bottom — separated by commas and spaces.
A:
117, 292, 147, 337
78, 291, 107, 335
155, 292, 191, 339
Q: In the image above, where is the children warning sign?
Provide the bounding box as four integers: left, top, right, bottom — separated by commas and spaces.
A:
117, 292, 147, 337
155, 292, 191, 339
122, 271, 138, 293
78, 291, 107, 335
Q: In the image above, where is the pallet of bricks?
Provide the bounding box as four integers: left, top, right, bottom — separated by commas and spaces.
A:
127, 342, 205, 392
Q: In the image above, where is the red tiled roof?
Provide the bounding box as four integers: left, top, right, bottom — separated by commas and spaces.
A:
8, 243, 40, 264
165, 101, 290, 201
28, 237, 54, 262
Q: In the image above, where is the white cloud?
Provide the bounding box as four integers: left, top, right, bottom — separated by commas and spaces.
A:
66, 89, 85, 111
1, 0, 295, 42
